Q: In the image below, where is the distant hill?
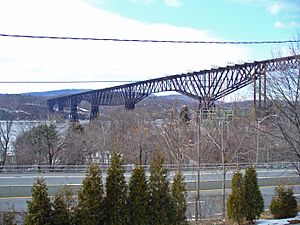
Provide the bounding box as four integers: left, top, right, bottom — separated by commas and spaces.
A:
21, 89, 91, 97
0, 89, 253, 120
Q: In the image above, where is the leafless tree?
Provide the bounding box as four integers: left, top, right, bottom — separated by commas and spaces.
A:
0, 119, 14, 168
60, 123, 90, 165
204, 108, 253, 219
267, 47, 300, 175
149, 107, 194, 166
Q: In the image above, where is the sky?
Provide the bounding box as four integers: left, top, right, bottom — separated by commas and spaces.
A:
0, 0, 299, 95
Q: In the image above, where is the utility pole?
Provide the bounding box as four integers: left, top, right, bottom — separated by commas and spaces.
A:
221, 112, 226, 219
195, 104, 202, 221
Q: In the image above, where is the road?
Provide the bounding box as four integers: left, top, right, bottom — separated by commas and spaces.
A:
0, 168, 299, 217
0, 168, 297, 186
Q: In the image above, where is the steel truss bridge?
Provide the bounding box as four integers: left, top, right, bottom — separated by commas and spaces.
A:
47, 55, 300, 122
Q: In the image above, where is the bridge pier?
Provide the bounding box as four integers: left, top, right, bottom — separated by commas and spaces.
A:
253, 67, 267, 117
90, 105, 99, 120
47, 101, 55, 113
70, 99, 79, 122
125, 102, 135, 110
58, 104, 64, 114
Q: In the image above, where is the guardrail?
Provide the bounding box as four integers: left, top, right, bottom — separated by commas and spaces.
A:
0, 162, 297, 174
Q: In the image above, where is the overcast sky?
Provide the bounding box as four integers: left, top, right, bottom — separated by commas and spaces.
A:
0, 0, 299, 94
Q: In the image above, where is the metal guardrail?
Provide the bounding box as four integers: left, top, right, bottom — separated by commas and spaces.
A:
0, 162, 297, 174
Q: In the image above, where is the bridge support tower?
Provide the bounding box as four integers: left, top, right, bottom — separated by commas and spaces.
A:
125, 102, 135, 110
90, 105, 100, 120
253, 67, 267, 117
70, 99, 79, 122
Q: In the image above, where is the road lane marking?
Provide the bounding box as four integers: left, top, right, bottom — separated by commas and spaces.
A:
1, 184, 299, 200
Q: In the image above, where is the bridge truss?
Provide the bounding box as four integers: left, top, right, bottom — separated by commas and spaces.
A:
47, 55, 300, 121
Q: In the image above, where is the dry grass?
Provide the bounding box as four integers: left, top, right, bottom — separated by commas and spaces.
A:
190, 219, 232, 225
259, 210, 273, 220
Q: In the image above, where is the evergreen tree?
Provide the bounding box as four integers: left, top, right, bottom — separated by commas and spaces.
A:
0, 205, 17, 225
24, 177, 52, 225
60, 186, 76, 224
179, 105, 190, 124
127, 164, 150, 225
244, 166, 264, 223
105, 152, 127, 225
171, 171, 188, 225
270, 185, 298, 219
149, 154, 175, 225
74, 164, 105, 225
227, 170, 245, 225
52, 194, 70, 225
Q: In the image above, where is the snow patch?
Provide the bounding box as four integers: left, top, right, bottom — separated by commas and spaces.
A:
256, 213, 300, 225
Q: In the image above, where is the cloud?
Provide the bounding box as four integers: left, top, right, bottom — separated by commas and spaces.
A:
267, 2, 281, 14
226, 0, 300, 15
273, 21, 286, 28
164, 0, 182, 7
289, 21, 300, 28
0, 0, 249, 94
130, 0, 156, 5
273, 20, 300, 29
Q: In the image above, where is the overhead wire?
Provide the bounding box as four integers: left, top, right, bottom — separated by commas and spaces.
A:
0, 33, 299, 45
0, 80, 136, 84
0, 33, 298, 84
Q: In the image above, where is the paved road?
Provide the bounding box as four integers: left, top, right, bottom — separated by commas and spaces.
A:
186, 185, 300, 218
1, 185, 299, 218
0, 168, 297, 186
0, 168, 299, 216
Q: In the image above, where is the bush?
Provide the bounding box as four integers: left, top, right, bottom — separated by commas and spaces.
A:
105, 152, 127, 225
24, 177, 52, 225
52, 194, 69, 225
74, 164, 105, 225
270, 185, 298, 219
0, 206, 17, 225
149, 154, 175, 225
244, 166, 264, 223
227, 170, 245, 225
127, 164, 150, 225
171, 171, 188, 225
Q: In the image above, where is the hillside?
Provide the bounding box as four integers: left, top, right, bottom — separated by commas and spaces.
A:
0, 90, 197, 120
0, 89, 252, 120
22, 89, 91, 97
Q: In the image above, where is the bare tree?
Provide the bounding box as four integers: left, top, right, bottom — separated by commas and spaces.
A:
204, 108, 253, 219
267, 47, 300, 175
149, 107, 194, 166
0, 119, 14, 168
61, 123, 90, 165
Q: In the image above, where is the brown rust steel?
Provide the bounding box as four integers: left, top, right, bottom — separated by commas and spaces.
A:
47, 55, 300, 120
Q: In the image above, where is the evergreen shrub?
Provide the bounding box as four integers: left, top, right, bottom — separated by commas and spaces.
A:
270, 185, 297, 219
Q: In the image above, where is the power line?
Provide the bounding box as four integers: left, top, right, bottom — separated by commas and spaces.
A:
0, 80, 136, 84
0, 33, 299, 45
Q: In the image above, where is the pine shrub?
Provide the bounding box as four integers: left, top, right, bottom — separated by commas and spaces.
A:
59, 186, 76, 224
270, 185, 298, 219
149, 154, 175, 225
227, 170, 245, 225
0, 206, 17, 225
244, 166, 264, 223
24, 177, 52, 225
52, 194, 69, 225
74, 164, 105, 225
105, 152, 128, 225
127, 164, 150, 225
171, 171, 188, 225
